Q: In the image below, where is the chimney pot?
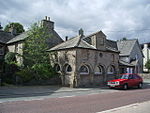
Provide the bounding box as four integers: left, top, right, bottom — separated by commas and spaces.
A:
48, 17, 50, 21
65, 36, 68, 41
45, 16, 48, 20
79, 28, 84, 36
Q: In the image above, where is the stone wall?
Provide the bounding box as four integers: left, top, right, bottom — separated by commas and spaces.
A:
76, 48, 119, 87
139, 73, 150, 79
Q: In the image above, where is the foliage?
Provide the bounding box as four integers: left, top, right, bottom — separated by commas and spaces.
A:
145, 60, 150, 71
17, 23, 58, 82
120, 37, 127, 40
4, 52, 17, 64
4, 22, 25, 34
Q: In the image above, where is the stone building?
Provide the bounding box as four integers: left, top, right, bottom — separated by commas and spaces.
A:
48, 30, 119, 87
117, 39, 143, 74
6, 16, 63, 65
0, 24, 15, 73
141, 42, 150, 72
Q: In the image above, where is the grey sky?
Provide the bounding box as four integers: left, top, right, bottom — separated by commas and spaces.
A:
0, 0, 150, 43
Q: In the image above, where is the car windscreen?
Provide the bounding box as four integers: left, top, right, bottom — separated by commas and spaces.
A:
119, 74, 129, 79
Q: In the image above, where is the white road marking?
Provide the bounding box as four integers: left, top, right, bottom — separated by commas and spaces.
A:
96, 101, 150, 113
58, 95, 75, 98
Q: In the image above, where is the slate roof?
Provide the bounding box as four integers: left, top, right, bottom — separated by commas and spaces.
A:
48, 35, 96, 51
106, 39, 118, 51
117, 39, 137, 56
48, 33, 119, 53
7, 31, 29, 44
0, 30, 14, 44
119, 60, 134, 67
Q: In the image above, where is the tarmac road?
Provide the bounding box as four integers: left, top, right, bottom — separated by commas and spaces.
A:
0, 87, 150, 113
0, 79, 150, 113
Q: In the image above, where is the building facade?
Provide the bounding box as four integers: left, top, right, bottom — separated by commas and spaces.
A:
141, 43, 150, 72
6, 16, 64, 65
117, 39, 143, 74
48, 31, 119, 87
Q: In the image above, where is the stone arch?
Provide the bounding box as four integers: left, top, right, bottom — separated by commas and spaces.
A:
63, 63, 73, 73
94, 64, 106, 75
54, 63, 61, 72
78, 63, 93, 75
107, 65, 116, 74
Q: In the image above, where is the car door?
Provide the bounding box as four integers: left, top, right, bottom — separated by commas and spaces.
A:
133, 74, 141, 86
128, 74, 135, 87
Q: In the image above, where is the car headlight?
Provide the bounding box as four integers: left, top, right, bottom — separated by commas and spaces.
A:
115, 81, 120, 85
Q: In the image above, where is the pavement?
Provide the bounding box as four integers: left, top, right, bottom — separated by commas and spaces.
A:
98, 100, 150, 113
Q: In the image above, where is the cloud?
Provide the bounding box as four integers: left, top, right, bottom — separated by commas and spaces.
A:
0, 0, 150, 43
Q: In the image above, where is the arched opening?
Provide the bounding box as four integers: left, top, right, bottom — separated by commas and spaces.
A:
107, 65, 115, 74
79, 65, 89, 75
95, 65, 104, 75
54, 64, 61, 72
65, 64, 72, 73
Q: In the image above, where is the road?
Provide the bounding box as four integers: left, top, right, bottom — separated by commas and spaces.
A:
0, 81, 150, 113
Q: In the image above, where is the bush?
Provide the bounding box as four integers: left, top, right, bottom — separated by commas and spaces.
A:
16, 67, 34, 83
16, 64, 59, 83
4, 52, 17, 64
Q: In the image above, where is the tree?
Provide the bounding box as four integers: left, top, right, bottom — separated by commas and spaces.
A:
145, 60, 150, 72
17, 23, 57, 81
4, 22, 25, 34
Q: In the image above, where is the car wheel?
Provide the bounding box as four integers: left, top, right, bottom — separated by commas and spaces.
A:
123, 84, 128, 90
138, 83, 143, 89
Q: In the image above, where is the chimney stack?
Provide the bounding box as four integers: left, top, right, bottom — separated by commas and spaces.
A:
79, 28, 84, 36
41, 16, 54, 30
65, 36, 68, 41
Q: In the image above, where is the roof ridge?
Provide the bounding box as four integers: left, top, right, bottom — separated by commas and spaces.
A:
75, 35, 83, 47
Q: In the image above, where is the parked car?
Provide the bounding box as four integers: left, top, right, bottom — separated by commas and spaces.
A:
107, 73, 143, 89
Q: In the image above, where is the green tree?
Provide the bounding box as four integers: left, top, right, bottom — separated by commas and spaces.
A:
17, 23, 57, 81
145, 60, 150, 72
4, 22, 25, 34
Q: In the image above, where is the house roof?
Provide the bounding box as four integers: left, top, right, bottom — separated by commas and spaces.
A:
117, 39, 137, 56
106, 39, 118, 51
0, 30, 14, 44
48, 35, 96, 51
48, 34, 119, 53
7, 31, 29, 44
119, 60, 134, 67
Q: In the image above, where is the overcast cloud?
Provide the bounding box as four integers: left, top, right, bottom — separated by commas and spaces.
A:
0, 0, 150, 43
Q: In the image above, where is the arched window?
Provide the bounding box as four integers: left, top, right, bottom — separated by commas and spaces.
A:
54, 64, 61, 72
112, 54, 115, 62
66, 64, 72, 73
79, 65, 89, 74
95, 66, 103, 74
107, 65, 115, 74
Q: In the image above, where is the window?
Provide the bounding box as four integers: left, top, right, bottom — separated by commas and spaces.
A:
112, 54, 115, 62
99, 53, 103, 57
15, 44, 19, 53
54, 64, 61, 72
107, 65, 115, 74
0, 46, 4, 55
66, 65, 72, 73
79, 65, 89, 74
95, 66, 103, 74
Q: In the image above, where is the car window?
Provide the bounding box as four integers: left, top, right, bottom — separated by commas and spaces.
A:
120, 74, 129, 79
135, 75, 141, 79
128, 75, 133, 79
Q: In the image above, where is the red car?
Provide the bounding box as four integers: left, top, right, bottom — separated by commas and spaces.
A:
107, 73, 143, 89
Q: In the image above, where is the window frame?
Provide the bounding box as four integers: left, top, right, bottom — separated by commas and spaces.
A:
79, 65, 89, 75
65, 64, 72, 73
